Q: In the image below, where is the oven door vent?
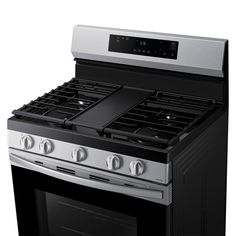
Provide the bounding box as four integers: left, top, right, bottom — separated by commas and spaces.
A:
56, 166, 76, 175
34, 161, 43, 165
89, 175, 110, 182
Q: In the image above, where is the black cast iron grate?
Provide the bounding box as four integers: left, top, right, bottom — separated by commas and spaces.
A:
103, 91, 216, 148
13, 78, 120, 125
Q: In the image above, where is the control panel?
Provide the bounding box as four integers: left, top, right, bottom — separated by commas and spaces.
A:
109, 34, 178, 59
8, 130, 171, 184
72, 25, 226, 77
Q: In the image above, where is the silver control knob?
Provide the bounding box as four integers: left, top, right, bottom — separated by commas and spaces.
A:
129, 160, 145, 176
39, 139, 53, 154
72, 147, 87, 162
106, 154, 121, 170
20, 135, 34, 150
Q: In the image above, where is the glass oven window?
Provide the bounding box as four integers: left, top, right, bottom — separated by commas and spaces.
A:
36, 190, 137, 236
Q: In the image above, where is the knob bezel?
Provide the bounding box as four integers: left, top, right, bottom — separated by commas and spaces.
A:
71, 147, 87, 162
39, 139, 54, 154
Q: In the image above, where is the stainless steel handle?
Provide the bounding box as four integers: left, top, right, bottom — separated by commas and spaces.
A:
10, 153, 163, 202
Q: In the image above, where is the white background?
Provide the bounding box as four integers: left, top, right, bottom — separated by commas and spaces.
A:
0, 0, 235, 235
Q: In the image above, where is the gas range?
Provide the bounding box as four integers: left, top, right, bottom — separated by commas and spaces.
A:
8, 25, 228, 236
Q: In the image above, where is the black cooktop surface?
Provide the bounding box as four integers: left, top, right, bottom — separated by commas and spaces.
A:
12, 78, 217, 150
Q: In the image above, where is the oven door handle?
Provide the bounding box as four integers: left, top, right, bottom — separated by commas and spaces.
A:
10, 153, 171, 204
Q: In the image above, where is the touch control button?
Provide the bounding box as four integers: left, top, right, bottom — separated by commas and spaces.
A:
129, 160, 145, 176
20, 135, 34, 150
72, 147, 87, 162
106, 154, 121, 170
39, 139, 53, 154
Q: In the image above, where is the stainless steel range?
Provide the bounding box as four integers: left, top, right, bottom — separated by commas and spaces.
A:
8, 25, 228, 236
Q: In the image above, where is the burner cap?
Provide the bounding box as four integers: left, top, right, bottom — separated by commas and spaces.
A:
78, 100, 85, 105
165, 111, 177, 120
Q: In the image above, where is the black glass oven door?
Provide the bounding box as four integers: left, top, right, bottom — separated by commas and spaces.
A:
11, 165, 171, 236
37, 190, 138, 236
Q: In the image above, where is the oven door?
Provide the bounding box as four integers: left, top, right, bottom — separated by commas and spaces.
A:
10, 151, 172, 236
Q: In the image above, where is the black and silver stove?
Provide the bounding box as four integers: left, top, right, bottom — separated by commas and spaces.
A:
8, 25, 228, 236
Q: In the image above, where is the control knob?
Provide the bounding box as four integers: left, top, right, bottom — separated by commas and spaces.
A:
72, 147, 87, 162
39, 139, 53, 154
129, 160, 145, 176
106, 154, 121, 170
20, 135, 34, 150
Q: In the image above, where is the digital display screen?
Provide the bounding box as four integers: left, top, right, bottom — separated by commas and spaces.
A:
109, 34, 179, 59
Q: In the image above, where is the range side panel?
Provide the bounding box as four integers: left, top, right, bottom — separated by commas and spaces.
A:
172, 111, 228, 236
